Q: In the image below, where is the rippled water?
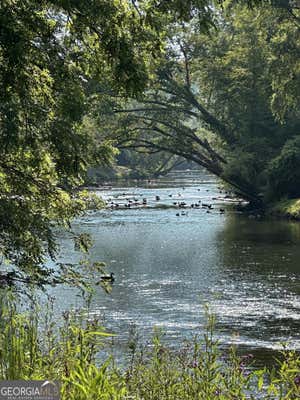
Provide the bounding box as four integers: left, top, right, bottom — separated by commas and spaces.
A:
51, 169, 300, 364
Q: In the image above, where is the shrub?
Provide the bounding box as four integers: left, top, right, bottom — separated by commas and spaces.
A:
267, 136, 300, 200
0, 293, 300, 399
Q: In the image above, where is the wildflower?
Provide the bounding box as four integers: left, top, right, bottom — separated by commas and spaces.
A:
189, 360, 198, 368
294, 375, 300, 387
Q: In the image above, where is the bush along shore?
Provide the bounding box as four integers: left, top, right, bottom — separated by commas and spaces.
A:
1, 294, 300, 400
268, 199, 300, 221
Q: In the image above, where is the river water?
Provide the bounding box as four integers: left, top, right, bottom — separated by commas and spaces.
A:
52, 169, 300, 364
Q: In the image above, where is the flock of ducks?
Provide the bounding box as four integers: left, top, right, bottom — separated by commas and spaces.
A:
106, 189, 227, 215
100, 187, 231, 286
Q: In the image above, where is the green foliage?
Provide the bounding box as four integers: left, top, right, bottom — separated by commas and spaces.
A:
270, 17, 300, 121
100, 2, 300, 205
1, 296, 300, 399
0, 0, 164, 288
267, 136, 300, 199
270, 198, 300, 220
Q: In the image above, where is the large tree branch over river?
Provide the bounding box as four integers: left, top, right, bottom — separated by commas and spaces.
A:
95, 2, 300, 206
110, 71, 263, 204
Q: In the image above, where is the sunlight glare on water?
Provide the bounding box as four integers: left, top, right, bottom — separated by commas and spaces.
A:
51, 169, 300, 363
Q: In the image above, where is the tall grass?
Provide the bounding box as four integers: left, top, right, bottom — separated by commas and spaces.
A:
0, 291, 299, 399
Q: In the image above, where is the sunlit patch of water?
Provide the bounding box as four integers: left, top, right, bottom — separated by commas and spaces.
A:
49, 169, 300, 364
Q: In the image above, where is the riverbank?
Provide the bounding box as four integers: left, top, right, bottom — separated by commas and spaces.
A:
268, 198, 300, 220
1, 296, 300, 400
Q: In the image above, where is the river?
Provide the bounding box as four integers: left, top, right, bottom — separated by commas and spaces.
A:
51, 169, 300, 365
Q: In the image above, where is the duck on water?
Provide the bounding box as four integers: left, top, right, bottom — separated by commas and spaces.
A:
100, 272, 115, 283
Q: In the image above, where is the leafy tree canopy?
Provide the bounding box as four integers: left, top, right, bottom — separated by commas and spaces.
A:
0, 0, 213, 290
96, 1, 300, 205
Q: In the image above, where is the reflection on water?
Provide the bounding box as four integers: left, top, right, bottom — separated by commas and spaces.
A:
51, 169, 300, 364
216, 215, 300, 361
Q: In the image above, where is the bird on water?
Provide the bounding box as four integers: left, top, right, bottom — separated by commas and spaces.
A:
100, 272, 115, 283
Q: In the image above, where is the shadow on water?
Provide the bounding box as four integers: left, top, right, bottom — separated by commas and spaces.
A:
214, 214, 300, 366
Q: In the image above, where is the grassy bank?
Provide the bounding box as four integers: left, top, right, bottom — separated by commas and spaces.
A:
1, 295, 300, 399
268, 199, 300, 220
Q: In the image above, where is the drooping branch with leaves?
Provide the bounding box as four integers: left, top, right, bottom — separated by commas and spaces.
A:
0, 0, 207, 289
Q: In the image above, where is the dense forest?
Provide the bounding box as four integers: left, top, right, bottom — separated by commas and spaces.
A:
94, 2, 300, 205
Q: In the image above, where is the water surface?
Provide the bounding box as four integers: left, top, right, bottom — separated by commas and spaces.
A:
52, 170, 300, 363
